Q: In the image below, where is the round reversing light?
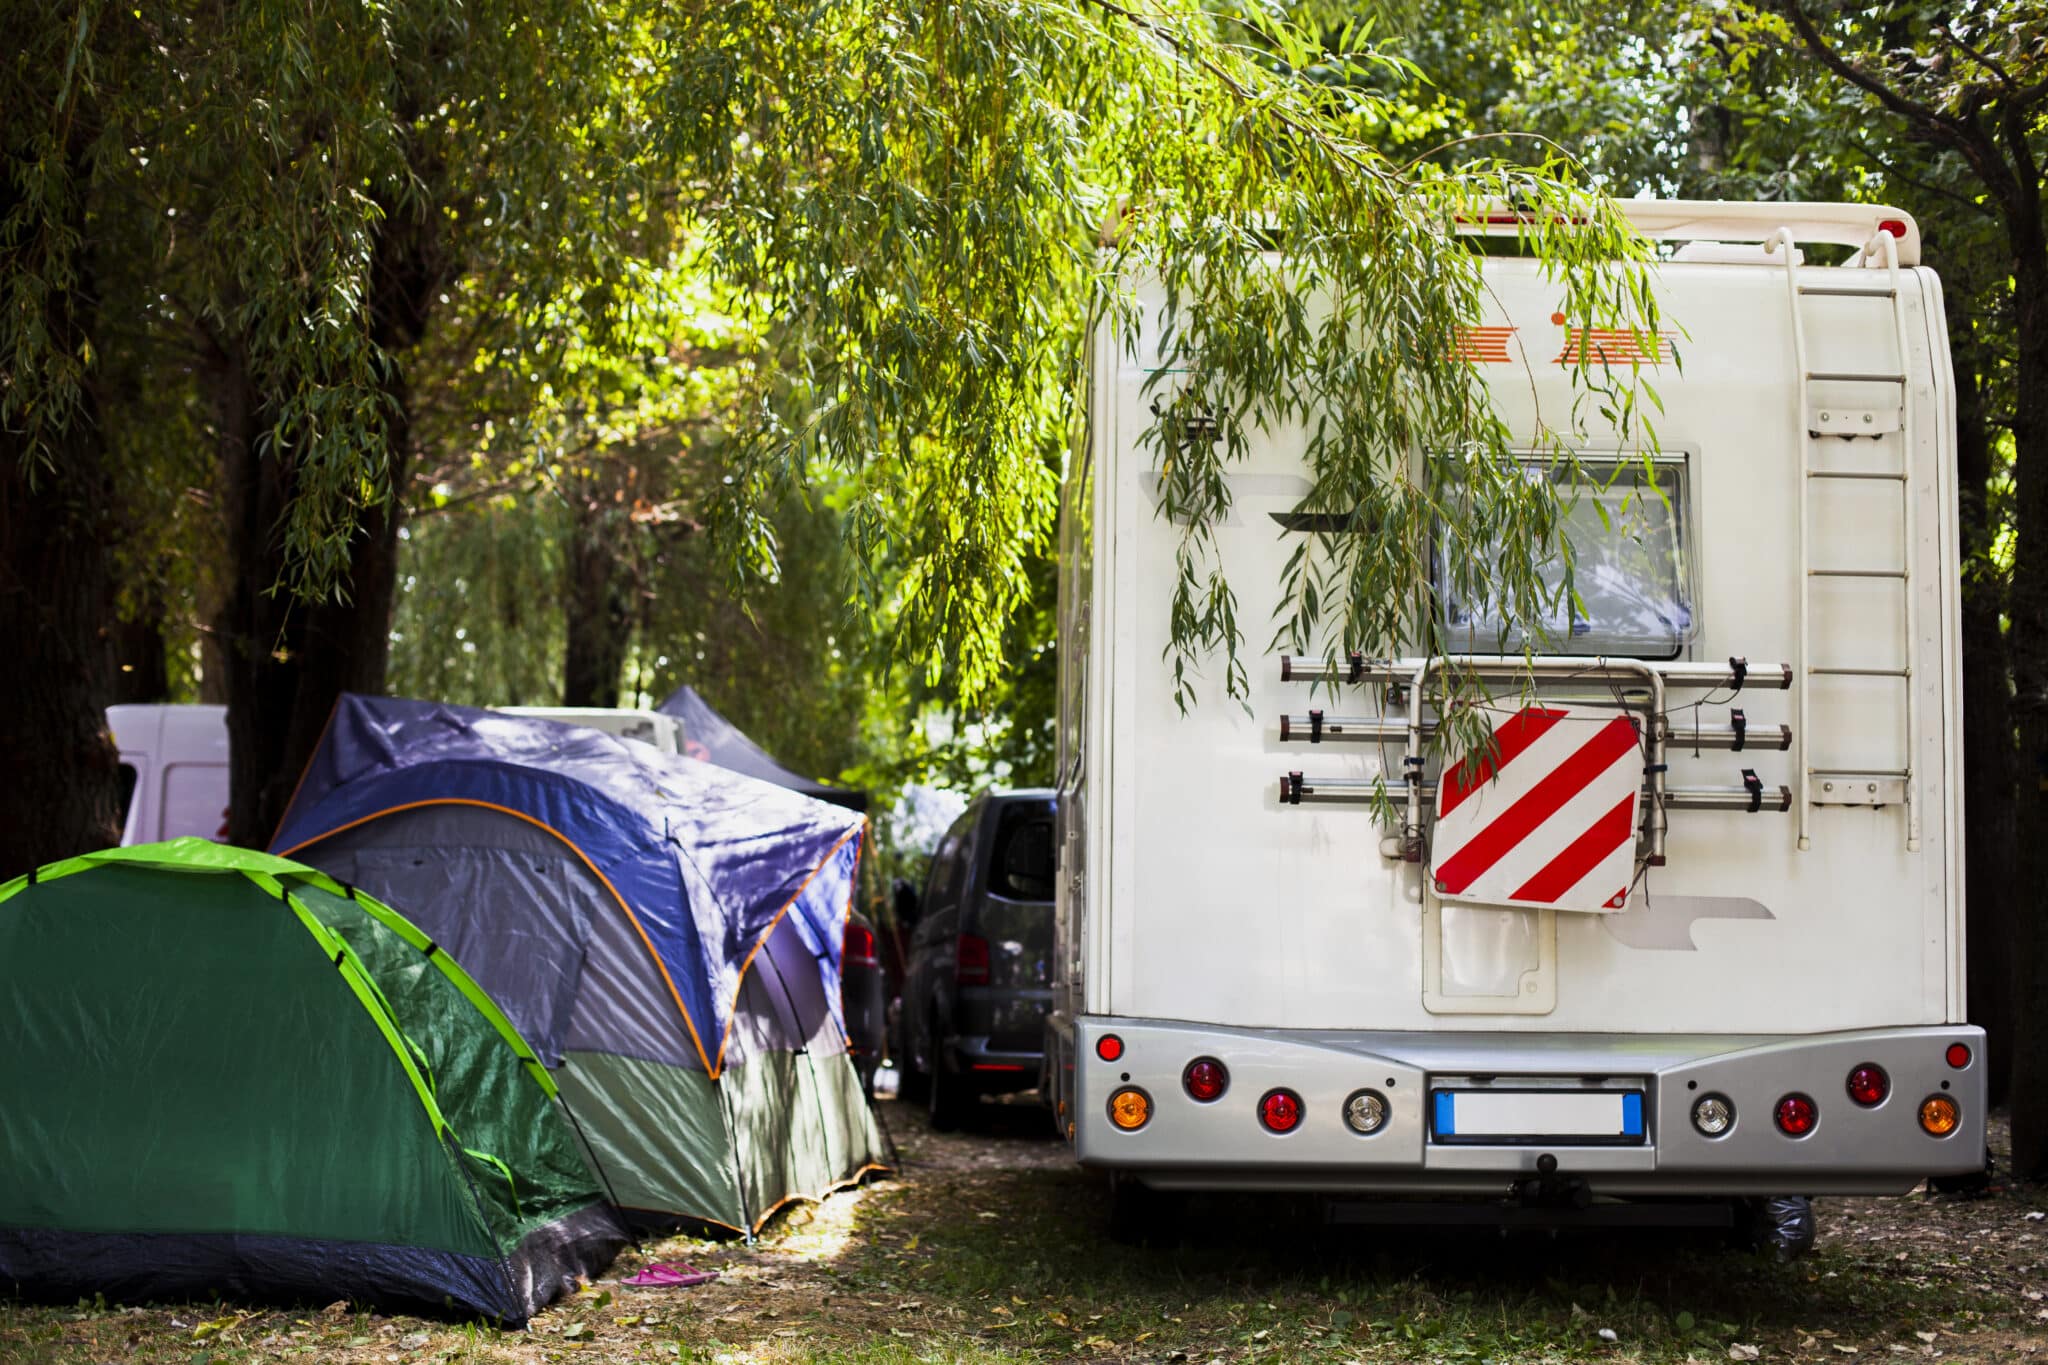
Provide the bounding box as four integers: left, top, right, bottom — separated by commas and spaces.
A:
1108, 1086, 1151, 1131
1946, 1042, 1972, 1070
1692, 1093, 1735, 1137
1183, 1057, 1228, 1103
1847, 1063, 1890, 1108
1919, 1094, 1960, 1138
1258, 1088, 1303, 1134
1343, 1089, 1389, 1135
1096, 1034, 1124, 1063
1774, 1093, 1818, 1138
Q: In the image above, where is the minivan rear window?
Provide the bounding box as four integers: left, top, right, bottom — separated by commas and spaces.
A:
989, 806, 1055, 901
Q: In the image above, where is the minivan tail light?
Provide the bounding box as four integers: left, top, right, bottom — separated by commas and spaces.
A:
844, 922, 878, 968
955, 933, 991, 986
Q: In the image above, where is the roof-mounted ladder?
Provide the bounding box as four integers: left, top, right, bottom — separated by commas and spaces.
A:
1773, 227, 1920, 853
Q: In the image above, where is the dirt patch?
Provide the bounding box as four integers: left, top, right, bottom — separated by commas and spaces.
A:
3, 1097, 2042, 1363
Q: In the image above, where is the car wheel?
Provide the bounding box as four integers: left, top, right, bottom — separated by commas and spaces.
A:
893, 1009, 931, 1104
926, 1013, 970, 1132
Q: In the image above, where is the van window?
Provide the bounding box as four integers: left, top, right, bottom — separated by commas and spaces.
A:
988, 805, 1056, 901
115, 763, 139, 825
1438, 456, 1695, 658
924, 808, 978, 912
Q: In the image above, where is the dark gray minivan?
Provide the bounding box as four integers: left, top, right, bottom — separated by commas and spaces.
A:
894, 790, 1056, 1129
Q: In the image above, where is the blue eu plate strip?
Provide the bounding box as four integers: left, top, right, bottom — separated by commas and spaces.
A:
1435, 1090, 1456, 1136
1622, 1091, 1643, 1136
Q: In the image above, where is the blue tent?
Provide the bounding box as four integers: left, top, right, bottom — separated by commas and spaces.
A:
271, 695, 884, 1231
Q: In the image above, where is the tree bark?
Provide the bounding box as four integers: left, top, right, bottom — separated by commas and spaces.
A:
211, 200, 441, 847
563, 492, 635, 708
1952, 338, 2015, 1107
107, 607, 172, 704
2001, 220, 2048, 1176
0, 432, 124, 880
0, 95, 123, 881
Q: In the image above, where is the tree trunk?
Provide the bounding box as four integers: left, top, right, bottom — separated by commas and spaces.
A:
212, 200, 440, 847
563, 495, 635, 708
2000, 227, 2048, 1176
1952, 339, 2015, 1107
0, 440, 124, 880
0, 103, 123, 881
212, 354, 410, 847
107, 607, 172, 705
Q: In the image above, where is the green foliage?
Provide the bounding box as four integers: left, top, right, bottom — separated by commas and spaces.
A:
17, 0, 1673, 817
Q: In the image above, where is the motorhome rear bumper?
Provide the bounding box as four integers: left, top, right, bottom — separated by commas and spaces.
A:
1060, 1017, 1985, 1197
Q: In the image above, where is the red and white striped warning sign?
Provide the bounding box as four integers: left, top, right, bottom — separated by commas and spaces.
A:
1429, 705, 1644, 914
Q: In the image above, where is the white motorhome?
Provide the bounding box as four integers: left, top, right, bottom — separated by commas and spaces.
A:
1048, 201, 1985, 1237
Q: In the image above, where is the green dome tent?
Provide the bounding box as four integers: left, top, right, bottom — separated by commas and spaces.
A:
0, 840, 626, 1323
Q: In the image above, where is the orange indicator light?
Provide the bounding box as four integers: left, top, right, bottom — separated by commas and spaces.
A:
1109, 1087, 1152, 1131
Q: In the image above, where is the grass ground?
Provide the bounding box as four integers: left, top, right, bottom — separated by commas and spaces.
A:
4, 1098, 2043, 1364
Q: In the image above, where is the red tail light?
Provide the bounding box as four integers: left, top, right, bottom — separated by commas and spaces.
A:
1258, 1089, 1303, 1134
1183, 1057, 1228, 1103
1946, 1042, 1972, 1069
1879, 219, 1908, 238
1774, 1093, 1818, 1137
843, 922, 878, 968
1846, 1063, 1889, 1107
955, 933, 990, 986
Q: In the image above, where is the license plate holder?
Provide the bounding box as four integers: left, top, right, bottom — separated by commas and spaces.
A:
1430, 1088, 1646, 1145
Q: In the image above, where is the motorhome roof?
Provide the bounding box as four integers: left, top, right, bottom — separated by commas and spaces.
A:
1099, 199, 1921, 267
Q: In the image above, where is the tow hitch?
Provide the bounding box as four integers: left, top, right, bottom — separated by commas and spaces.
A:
1514, 1153, 1592, 1209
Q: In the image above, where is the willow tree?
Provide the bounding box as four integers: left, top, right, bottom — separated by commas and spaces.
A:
5, 0, 1654, 877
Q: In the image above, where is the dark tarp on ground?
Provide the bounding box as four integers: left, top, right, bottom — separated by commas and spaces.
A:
0, 840, 625, 1323
270, 696, 887, 1232
657, 685, 868, 812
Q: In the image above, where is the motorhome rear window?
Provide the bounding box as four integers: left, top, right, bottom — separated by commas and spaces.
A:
1438, 456, 1695, 658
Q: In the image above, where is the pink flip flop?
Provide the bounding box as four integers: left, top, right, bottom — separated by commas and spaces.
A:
620, 1262, 719, 1288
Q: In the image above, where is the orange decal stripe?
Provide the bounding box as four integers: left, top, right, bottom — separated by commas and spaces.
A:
277, 798, 717, 1075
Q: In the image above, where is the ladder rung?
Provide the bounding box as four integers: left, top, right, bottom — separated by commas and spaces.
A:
1810, 667, 1909, 677
1810, 768, 1910, 778
1808, 568, 1907, 579
1807, 371, 1905, 383
1807, 469, 1906, 481
1798, 286, 1898, 298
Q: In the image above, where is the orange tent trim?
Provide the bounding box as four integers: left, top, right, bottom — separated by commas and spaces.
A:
277, 798, 718, 1076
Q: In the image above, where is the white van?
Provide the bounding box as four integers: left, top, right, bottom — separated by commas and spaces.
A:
109, 704, 231, 844
110, 703, 682, 846
1048, 201, 1984, 1238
